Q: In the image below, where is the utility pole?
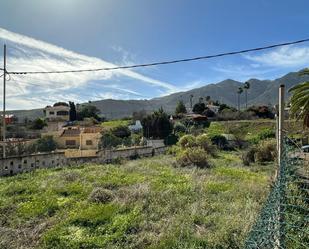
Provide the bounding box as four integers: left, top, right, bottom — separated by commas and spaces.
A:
2, 44, 6, 158
277, 84, 285, 249
278, 84, 284, 168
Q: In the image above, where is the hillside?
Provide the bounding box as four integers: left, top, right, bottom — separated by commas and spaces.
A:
9, 70, 309, 120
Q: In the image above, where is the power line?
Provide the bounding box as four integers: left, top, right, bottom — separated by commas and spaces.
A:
5, 38, 309, 75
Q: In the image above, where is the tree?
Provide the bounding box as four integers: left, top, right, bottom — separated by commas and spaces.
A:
237, 87, 243, 111
205, 96, 211, 104
77, 105, 100, 121
111, 125, 131, 139
141, 108, 173, 139
99, 132, 122, 149
69, 101, 77, 121
244, 82, 250, 109
289, 81, 309, 127
33, 136, 57, 152
203, 108, 215, 117
175, 100, 187, 114
192, 102, 206, 114
31, 118, 47, 130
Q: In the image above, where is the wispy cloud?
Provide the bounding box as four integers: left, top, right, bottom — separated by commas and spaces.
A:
0, 27, 178, 109
244, 45, 309, 68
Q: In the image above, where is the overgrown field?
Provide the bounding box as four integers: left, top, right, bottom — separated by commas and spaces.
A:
0, 153, 274, 249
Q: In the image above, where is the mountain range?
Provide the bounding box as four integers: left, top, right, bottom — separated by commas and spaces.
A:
10, 70, 309, 120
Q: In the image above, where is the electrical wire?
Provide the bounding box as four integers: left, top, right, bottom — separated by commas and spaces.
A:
5, 38, 309, 75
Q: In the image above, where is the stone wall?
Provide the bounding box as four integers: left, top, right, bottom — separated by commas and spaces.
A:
0, 152, 67, 176
0, 146, 167, 177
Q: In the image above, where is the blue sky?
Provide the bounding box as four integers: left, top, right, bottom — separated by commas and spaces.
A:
1, 0, 309, 109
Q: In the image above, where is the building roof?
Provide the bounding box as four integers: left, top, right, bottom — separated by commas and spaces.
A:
60, 128, 81, 137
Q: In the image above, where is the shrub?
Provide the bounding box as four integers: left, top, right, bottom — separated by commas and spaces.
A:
258, 128, 276, 140
255, 140, 277, 162
174, 122, 187, 134
99, 132, 122, 149
30, 118, 47, 130
196, 134, 216, 156
178, 135, 196, 148
176, 147, 210, 168
88, 188, 114, 203
242, 140, 277, 165
164, 134, 178, 146
210, 135, 229, 150
111, 125, 131, 139
31, 136, 57, 152
242, 147, 257, 166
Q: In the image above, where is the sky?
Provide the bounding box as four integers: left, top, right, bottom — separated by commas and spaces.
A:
0, 0, 309, 110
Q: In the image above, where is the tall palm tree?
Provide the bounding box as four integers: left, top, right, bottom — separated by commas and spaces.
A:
289, 81, 309, 127
244, 82, 250, 109
237, 87, 243, 111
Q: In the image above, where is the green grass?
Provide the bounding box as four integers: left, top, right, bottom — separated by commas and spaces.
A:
101, 120, 131, 130
0, 154, 274, 249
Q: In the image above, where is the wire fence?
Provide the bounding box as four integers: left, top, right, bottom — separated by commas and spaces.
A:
244, 137, 309, 249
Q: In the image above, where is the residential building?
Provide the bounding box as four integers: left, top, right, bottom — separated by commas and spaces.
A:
55, 126, 102, 150
44, 103, 70, 121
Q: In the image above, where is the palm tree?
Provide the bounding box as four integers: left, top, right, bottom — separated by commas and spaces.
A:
244, 82, 250, 109
237, 87, 243, 111
289, 81, 309, 127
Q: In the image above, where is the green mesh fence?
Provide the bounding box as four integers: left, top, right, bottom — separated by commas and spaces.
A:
244, 138, 309, 248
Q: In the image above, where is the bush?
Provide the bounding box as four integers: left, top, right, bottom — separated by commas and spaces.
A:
242, 140, 277, 165
99, 132, 122, 149
89, 188, 114, 203
30, 118, 47, 130
174, 122, 187, 134
111, 125, 131, 139
176, 147, 210, 168
210, 135, 229, 150
164, 134, 178, 146
242, 147, 257, 166
178, 135, 196, 148
32, 136, 57, 152
196, 134, 216, 156
258, 128, 276, 140
255, 140, 277, 162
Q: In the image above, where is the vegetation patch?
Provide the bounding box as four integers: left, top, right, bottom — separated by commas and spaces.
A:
0, 154, 273, 249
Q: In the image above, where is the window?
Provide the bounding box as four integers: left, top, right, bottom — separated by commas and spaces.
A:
31, 163, 34, 168
23, 160, 27, 164
57, 111, 69, 116
10, 161, 13, 166
52, 160, 54, 164
42, 161, 45, 166
18, 164, 22, 169
66, 140, 76, 146
86, 140, 93, 146
4, 166, 8, 170
49, 111, 55, 115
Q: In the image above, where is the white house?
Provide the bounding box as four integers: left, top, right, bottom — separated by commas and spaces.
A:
128, 120, 143, 132
44, 103, 70, 122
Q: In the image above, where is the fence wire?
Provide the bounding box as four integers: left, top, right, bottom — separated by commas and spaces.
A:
244, 138, 309, 249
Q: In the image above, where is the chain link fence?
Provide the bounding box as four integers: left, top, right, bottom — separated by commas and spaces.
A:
244, 138, 309, 248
